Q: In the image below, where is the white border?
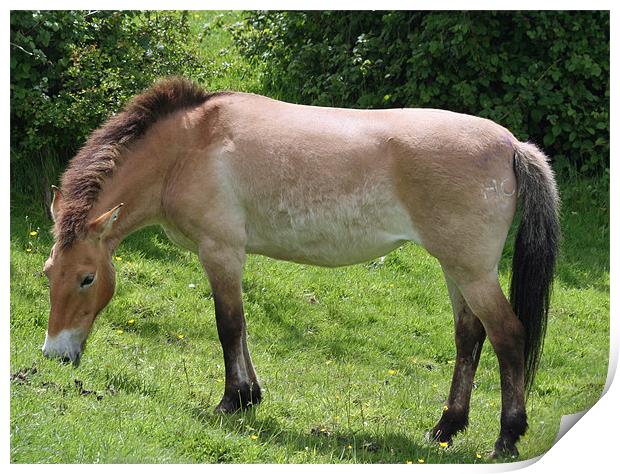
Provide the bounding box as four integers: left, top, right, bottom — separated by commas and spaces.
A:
3, 2, 616, 471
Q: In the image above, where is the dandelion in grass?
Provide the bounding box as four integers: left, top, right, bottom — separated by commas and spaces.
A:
26, 248, 32, 253
114, 256, 122, 261
177, 334, 185, 339
476, 453, 482, 459
439, 441, 449, 448
406, 460, 413, 464
250, 435, 258, 440
387, 369, 397, 375
127, 319, 135, 325
29, 230, 38, 237
443, 405, 449, 412
116, 329, 124, 335
347, 444, 352, 450
418, 458, 425, 463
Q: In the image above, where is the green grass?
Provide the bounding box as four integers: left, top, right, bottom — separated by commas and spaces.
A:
9, 12, 609, 464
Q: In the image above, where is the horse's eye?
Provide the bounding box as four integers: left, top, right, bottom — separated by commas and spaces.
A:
80, 274, 96, 288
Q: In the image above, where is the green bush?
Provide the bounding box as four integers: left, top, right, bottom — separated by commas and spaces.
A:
10, 11, 209, 191
233, 11, 609, 174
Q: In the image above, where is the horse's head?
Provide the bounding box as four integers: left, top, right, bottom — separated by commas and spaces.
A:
42, 187, 123, 366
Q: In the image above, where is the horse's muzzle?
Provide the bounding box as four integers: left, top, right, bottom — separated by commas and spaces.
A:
42, 329, 85, 367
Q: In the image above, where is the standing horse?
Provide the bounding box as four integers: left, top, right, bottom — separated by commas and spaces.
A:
42, 77, 559, 458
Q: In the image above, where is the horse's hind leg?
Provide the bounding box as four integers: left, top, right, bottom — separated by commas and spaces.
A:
452, 271, 527, 458
198, 242, 261, 413
430, 270, 486, 444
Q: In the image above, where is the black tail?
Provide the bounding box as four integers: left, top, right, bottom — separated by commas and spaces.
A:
511, 142, 561, 394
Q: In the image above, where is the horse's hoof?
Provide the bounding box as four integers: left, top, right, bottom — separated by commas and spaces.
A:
214, 383, 262, 414
491, 440, 519, 460
427, 410, 468, 445
425, 428, 453, 445
214, 400, 239, 414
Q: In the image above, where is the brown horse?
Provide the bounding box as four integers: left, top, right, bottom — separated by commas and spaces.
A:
42, 77, 559, 458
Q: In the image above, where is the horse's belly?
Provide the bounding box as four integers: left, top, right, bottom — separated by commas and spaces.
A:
244, 199, 420, 267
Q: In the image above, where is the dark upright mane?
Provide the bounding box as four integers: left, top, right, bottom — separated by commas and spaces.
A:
55, 77, 222, 249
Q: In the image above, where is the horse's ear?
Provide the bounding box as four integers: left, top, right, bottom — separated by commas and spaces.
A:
50, 185, 63, 222
88, 203, 124, 240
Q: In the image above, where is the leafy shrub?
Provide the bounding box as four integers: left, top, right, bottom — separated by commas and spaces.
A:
10, 11, 209, 191
233, 11, 609, 174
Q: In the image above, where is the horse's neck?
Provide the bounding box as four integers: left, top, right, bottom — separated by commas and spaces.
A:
89, 145, 171, 251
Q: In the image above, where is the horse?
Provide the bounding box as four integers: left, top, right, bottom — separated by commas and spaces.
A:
42, 77, 559, 458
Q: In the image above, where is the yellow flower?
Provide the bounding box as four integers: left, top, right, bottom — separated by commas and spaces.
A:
177, 334, 184, 339
418, 459, 425, 464
347, 444, 352, 449
439, 441, 449, 448
127, 319, 135, 325
114, 256, 122, 261
387, 369, 397, 375
443, 405, 449, 412
26, 248, 32, 252
406, 461, 413, 464
29, 230, 38, 236
476, 453, 482, 459
250, 435, 258, 440
116, 329, 124, 335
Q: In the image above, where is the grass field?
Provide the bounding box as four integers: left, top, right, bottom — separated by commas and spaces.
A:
9, 12, 610, 464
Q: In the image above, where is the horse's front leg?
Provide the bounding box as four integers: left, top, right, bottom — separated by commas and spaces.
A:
199, 242, 261, 413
